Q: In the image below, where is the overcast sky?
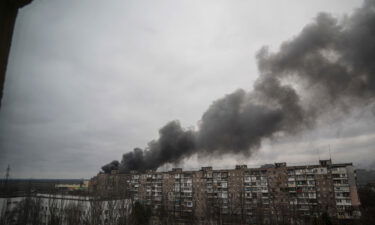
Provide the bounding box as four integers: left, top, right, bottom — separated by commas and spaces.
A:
1, 0, 374, 179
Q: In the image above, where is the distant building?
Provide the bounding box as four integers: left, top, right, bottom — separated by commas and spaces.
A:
90, 159, 361, 224
55, 180, 89, 191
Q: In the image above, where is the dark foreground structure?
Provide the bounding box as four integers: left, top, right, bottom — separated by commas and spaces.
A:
90, 159, 361, 225
0, 0, 33, 107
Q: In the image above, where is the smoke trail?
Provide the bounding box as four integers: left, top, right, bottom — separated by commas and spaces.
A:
102, 0, 375, 173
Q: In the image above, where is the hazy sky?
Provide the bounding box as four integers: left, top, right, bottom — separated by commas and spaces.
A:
1, 0, 374, 179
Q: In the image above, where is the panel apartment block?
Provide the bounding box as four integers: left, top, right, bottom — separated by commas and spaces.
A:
90, 159, 361, 224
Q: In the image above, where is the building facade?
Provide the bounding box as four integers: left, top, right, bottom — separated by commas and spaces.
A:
90, 160, 361, 224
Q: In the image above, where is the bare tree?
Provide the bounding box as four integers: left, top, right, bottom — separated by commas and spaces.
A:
64, 200, 84, 225
0, 200, 12, 225
83, 196, 104, 225
3, 195, 43, 225
47, 193, 65, 225
117, 198, 131, 225
106, 200, 119, 225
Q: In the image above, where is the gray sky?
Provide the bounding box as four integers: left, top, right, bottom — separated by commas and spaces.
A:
1, 0, 374, 179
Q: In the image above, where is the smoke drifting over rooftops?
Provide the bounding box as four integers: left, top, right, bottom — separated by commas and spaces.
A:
102, 0, 375, 173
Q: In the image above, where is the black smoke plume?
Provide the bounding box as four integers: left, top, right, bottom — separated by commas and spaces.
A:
102, 0, 375, 173
101, 160, 119, 174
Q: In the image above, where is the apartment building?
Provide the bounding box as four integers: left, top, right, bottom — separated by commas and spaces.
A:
90, 159, 361, 224
89, 171, 130, 198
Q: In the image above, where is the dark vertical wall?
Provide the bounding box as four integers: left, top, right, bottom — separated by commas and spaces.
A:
0, 0, 33, 108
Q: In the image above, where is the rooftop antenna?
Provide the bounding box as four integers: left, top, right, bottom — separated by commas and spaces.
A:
329, 145, 332, 162
316, 148, 321, 161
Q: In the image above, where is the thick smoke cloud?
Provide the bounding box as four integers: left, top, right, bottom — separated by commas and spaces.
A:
197, 89, 283, 154
101, 160, 119, 174
102, 0, 375, 173
118, 122, 196, 172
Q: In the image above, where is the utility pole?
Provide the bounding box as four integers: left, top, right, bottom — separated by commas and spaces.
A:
4, 164, 10, 187
1, 164, 11, 195
3, 165, 11, 215
0, 0, 33, 107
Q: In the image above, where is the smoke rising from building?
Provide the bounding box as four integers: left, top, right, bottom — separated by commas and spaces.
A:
102, 0, 375, 173
101, 160, 120, 173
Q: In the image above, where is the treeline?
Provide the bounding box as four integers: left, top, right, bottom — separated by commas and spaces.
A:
0, 194, 144, 225
0, 196, 356, 225
0, 179, 88, 198
0, 193, 347, 225
2, 186, 375, 225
